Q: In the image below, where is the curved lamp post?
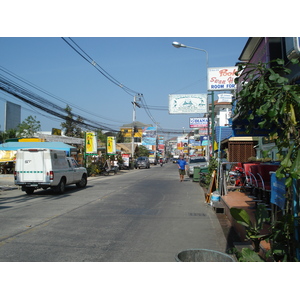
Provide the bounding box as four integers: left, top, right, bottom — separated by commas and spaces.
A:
172, 41, 215, 158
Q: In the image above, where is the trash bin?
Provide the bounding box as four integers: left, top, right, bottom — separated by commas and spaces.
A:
193, 167, 201, 182
175, 249, 235, 262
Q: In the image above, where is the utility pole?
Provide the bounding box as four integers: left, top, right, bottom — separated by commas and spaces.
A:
131, 94, 142, 160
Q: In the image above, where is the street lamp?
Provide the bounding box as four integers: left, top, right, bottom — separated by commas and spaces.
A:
172, 41, 215, 159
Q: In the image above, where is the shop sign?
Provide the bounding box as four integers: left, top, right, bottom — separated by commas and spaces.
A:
169, 94, 207, 114
85, 132, 97, 154
208, 67, 238, 91
189, 117, 208, 128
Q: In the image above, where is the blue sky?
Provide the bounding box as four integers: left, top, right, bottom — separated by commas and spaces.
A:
0, 37, 248, 136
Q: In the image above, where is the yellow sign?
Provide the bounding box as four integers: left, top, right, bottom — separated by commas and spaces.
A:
107, 136, 116, 154
85, 132, 97, 154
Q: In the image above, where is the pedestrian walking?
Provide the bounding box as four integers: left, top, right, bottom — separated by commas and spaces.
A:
177, 155, 187, 182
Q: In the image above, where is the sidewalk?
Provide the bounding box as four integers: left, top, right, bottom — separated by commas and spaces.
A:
0, 175, 17, 191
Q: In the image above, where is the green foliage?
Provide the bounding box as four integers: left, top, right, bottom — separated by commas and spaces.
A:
235, 59, 300, 186
231, 247, 265, 262
234, 58, 300, 261
230, 204, 270, 253
135, 145, 149, 158
61, 105, 83, 137
230, 203, 300, 261
204, 157, 217, 188
17, 115, 41, 137
267, 214, 299, 262
0, 128, 17, 142
96, 129, 107, 144
86, 162, 101, 176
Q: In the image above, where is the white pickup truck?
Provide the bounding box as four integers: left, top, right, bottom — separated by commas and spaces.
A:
14, 148, 88, 195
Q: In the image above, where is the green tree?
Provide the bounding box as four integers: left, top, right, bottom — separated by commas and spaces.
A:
17, 115, 41, 137
96, 129, 107, 144
234, 58, 300, 260
135, 145, 149, 157
116, 131, 125, 143
235, 58, 300, 185
61, 105, 83, 137
0, 128, 17, 143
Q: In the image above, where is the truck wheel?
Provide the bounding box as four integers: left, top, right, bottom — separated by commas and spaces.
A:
25, 188, 35, 195
76, 174, 87, 188
55, 178, 66, 194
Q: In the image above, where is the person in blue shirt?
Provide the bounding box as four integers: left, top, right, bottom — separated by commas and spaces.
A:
177, 155, 187, 182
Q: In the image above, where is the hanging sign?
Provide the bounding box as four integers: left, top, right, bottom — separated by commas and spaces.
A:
107, 136, 116, 155
169, 94, 207, 114
189, 117, 208, 128
208, 67, 238, 91
85, 132, 97, 154
217, 94, 233, 103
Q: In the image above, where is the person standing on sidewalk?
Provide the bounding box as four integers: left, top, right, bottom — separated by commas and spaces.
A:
177, 155, 187, 182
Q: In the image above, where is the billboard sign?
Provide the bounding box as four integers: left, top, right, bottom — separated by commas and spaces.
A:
107, 136, 116, 155
85, 132, 97, 154
189, 117, 208, 128
142, 127, 157, 146
217, 94, 233, 103
169, 94, 207, 114
208, 67, 238, 91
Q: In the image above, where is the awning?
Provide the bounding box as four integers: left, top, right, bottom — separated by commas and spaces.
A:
0, 142, 77, 156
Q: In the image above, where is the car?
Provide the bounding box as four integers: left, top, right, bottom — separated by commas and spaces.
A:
14, 148, 87, 194
187, 156, 208, 177
134, 156, 150, 169
149, 157, 157, 165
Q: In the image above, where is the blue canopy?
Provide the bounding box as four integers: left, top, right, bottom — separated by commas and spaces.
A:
0, 142, 77, 156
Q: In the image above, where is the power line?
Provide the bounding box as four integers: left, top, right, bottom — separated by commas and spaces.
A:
0, 65, 128, 126
0, 75, 120, 132
61, 38, 170, 132
61, 37, 140, 97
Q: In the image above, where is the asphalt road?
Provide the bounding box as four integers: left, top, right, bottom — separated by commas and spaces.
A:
0, 163, 229, 262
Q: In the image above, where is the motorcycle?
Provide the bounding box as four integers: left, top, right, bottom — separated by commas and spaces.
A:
229, 166, 244, 186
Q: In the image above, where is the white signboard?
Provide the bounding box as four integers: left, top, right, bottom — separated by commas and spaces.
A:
169, 94, 207, 114
217, 93, 233, 103
208, 67, 238, 91
189, 117, 208, 128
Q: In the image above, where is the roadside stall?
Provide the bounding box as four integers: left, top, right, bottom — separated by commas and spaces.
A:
0, 150, 16, 174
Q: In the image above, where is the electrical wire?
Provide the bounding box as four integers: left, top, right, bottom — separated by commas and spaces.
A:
61, 38, 173, 133
61, 37, 140, 97
0, 75, 120, 132
1, 38, 193, 136
0, 65, 128, 125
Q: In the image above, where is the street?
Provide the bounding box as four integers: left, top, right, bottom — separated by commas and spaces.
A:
0, 163, 228, 262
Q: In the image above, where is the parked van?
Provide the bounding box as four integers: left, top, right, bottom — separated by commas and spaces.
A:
14, 148, 87, 194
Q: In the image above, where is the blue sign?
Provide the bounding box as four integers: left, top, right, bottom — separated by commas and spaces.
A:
270, 173, 286, 210
232, 118, 275, 137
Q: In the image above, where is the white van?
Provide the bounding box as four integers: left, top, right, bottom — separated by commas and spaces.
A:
14, 148, 87, 194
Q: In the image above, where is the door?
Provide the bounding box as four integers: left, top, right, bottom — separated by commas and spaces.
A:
19, 150, 45, 182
